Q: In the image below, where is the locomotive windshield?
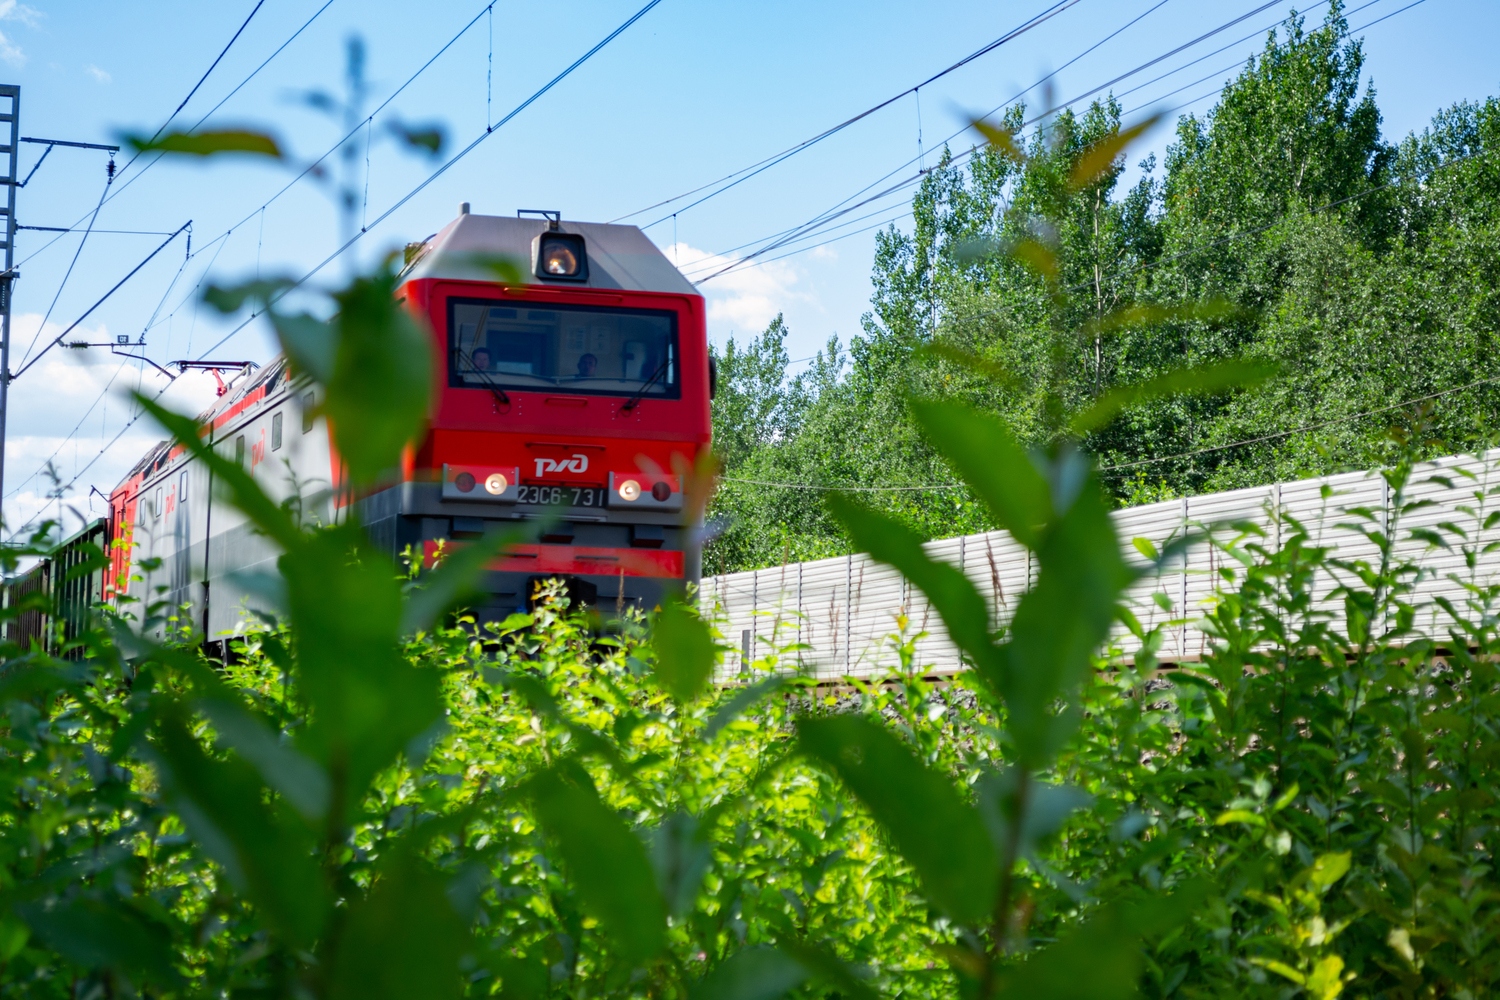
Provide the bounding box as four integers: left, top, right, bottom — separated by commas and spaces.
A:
448, 299, 678, 399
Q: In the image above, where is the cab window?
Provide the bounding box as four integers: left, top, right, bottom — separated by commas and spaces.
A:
448, 299, 678, 399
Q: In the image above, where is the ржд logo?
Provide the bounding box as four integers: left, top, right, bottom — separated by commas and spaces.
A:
533, 454, 589, 477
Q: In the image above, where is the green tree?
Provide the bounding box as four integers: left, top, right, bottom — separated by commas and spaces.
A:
705, 5, 1500, 575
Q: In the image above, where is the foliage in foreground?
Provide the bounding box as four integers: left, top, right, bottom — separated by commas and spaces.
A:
4, 414, 1500, 999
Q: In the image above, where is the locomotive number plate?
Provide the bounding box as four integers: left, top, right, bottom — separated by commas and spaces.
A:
517, 485, 607, 508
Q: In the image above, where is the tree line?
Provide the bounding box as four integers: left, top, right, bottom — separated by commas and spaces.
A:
707, 5, 1500, 575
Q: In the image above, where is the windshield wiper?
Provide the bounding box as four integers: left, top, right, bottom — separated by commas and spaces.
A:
453, 348, 511, 407
621, 360, 670, 411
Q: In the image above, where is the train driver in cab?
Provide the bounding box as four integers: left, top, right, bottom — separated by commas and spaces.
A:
575, 353, 598, 380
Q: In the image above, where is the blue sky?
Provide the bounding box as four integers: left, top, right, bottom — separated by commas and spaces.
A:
1, 0, 1494, 535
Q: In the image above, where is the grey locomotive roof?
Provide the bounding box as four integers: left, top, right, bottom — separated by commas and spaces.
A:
400, 212, 698, 296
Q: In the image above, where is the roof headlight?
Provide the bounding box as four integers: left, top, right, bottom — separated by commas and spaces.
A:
534, 232, 588, 281
542, 242, 577, 275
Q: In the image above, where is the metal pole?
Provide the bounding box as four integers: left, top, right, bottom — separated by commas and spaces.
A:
0, 85, 19, 534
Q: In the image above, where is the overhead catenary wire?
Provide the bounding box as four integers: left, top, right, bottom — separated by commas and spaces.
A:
675, 0, 1248, 281
610, 0, 1085, 228
691, 0, 1420, 285
693, 0, 1298, 285
1118, 0, 1423, 119
17, 174, 112, 367
13, 0, 336, 271
4, 0, 665, 540
191, 0, 666, 364
2, 227, 237, 510
2, 0, 498, 523
105, 0, 503, 282
112, 0, 268, 183
11, 223, 192, 382
3, 0, 498, 523
17, 226, 185, 236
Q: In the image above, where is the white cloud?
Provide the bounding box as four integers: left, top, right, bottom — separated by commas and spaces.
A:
668, 242, 808, 337
0, 2, 42, 26
0, 2, 38, 67
2, 312, 221, 537
0, 30, 23, 67
85, 64, 110, 84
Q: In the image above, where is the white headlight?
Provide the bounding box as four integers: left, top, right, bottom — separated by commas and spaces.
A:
618, 479, 641, 502
484, 472, 508, 495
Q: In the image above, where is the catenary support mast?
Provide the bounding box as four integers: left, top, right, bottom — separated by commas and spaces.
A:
0, 85, 18, 533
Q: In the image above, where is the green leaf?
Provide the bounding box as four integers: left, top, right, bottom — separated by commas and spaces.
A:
1069, 357, 1275, 433
995, 901, 1140, 999
995, 882, 1206, 998
0, 917, 27, 961
826, 496, 999, 678
1214, 809, 1266, 828
1305, 954, 1346, 1000
910, 400, 1051, 547
1271, 782, 1300, 812
147, 711, 329, 946
779, 941, 878, 1000
1009, 237, 1059, 283
692, 946, 809, 1000
1132, 536, 1160, 561
1308, 851, 1352, 890
402, 523, 531, 635
327, 846, 470, 1000
385, 119, 446, 156
998, 474, 1129, 768
977, 769, 1091, 857
325, 265, 433, 484
651, 598, 716, 702
969, 116, 1025, 163
1250, 957, 1307, 986
202, 278, 296, 316
271, 311, 337, 384
18, 897, 181, 987
525, 763, 667, 962
647, 812, 714, 918
1069, 113, 1163, 190
451, 252, 530, 286
283, 525, 445, 822
195, 695, 329, 822
705, 676, 786, 740
918, 340, 1025, 390
123, 128, 283, 158
490, 947, 550, 1000
797, 715, 997, 924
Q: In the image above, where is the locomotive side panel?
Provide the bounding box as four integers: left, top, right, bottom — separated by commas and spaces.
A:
112, 365, 339, 642
200, 375, 337, 639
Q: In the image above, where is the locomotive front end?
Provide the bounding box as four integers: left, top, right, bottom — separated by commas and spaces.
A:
378, 208, 713, 618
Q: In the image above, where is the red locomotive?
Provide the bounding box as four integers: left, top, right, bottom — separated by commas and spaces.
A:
94, 207, 711, 644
